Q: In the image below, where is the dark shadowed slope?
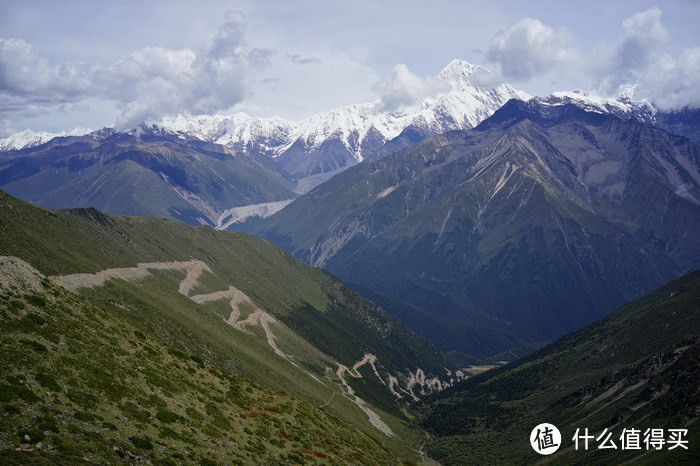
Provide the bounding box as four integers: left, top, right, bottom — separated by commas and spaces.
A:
419, 269, 700, 464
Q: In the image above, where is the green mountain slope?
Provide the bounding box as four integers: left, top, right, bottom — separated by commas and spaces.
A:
0, 135, 295, 227
418, 270, 700, 464
0, 256, 403, 464
253, 101, 700, 358
0, 189, 453, 460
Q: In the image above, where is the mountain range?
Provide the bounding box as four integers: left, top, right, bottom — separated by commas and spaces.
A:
0, 127, 93, 152
535, 89, 700, 147
2, 60, 699, 361
0, 60, 531, 229
150, 60, 529, 180
4, 59, 698, 233
253, 98, 700, 359
0, 132, 295, 227
1, 60, 527, 187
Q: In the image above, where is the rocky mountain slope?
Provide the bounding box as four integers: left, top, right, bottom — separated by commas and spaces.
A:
0, 133, 295, 227
419, 269, 700, 464
253, 99, 700, 358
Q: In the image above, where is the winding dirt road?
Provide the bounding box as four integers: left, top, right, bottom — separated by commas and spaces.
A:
51, 260, 397, 437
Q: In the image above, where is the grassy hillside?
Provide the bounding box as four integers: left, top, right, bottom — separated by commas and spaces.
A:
419, 270, 700, 464
0, 189, 447, 373
0, 256, 404, 464
0, 189, 450, 460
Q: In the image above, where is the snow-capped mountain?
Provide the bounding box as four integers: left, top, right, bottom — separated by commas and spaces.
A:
0, 127, 92, 151
7, 59, 696, 182
149, 59, 530, 177
533, 88, 657, 122
533, 89, 700, 147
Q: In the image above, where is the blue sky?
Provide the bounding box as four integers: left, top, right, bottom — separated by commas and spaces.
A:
1, 0, 698, 135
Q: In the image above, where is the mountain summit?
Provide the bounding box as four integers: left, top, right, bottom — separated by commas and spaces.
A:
436, 58, 486, 90
0, 127, 92, 151
148, 59, 529, 180
1, 60, 528, 185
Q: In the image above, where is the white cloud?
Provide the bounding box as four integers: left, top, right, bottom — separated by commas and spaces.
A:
372, 64, 449, 111
0, 12, 270, 130
486, 17, 577, 81
589, 7, 670, 95
469, 67, 507, 89
641, 47, 700, 110
0, 38, 92, 102
480, 7, 699, 110
2, 4, 698, 134
585, 7, 700, 108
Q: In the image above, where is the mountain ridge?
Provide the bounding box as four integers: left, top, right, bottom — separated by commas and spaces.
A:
252, 99, 700, 358
0, 134, 296, 227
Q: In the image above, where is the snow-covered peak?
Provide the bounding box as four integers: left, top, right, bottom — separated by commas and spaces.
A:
3, 59, 530, 177
145, 59, 530, 171
0, 127, 92, 151
616, 84, 638, 102
436, 59, 485, 90
155, 113, 237, 141
536, 89, 656, 122
64, 126, 92, 137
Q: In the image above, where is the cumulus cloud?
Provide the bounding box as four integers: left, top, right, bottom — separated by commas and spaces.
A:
589, 6, 670, 95
372, 64, 449, 111
486, 17, 577, 81
481, 7, 699, 110
586, 7, 700, 109
0, 38, 93, 103
0, 12, 270, 130
619, 6, 669, 64
640, 47, 700, 110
